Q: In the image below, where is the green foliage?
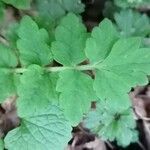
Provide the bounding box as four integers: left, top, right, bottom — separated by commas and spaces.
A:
0, 44, 18, 102
85, 20, 150, 108
52, 13, 87, 66
84, 100, 138, 147
0, 2, 4, 21
5, 23, 19, 49
1, 0, 31, 9
17, 16, 53, 66
17, 65, 59, 117
1, 0, 150, 149
57, 70, 95, 125
115, 9, 150, 37
4, 105, 72, 150
114, 0, 150, 8
0, 139, 4, 150
35, 0, 84, 28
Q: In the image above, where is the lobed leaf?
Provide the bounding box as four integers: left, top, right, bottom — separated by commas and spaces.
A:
35, 0, 84, 27
56, 70, 96, 125
84, 100, 138, 147
17, 65, 59, 117
17, 16, 52, 66
52, 13, 87, 66
85, 19, 119, 64
115, 9, 150, 37
85, 19, 150, 107
5, 105, 72, 150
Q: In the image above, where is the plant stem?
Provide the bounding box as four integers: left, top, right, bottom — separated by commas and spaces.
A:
14, 64, 95, 74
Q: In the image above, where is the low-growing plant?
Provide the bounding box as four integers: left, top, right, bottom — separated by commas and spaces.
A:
0, 0, 150, 150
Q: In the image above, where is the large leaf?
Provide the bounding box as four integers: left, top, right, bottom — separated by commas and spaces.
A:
52, 13, 87, 66
56, 70, 96, 125
17, 65, 59, 117
84, 100, 138, 147
5, 105, 72, 150
85, 19, 150, 107
115, 9, 150, 37
0, 44, 18, 102
2, 0, 31, 9
17, 16, 52, 66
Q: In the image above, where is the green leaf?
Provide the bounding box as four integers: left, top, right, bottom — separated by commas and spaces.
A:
85, 19, 119, 64
35, 0, 65, 27
5, 22, 19, 49
17, 16, 52, 67
35, 0, 84, 27
0, 2, 4, 22
0, 44, 18, 102
62, 0, 84, 13
56, 70, 96, 125
17, 65, 59, 117
0, 44, 17, 68
52, 13, 87, 66
84, 100, 138, 147
85, 19, 150, 107
0, 139, 4, 150
2, 0, 31, 9
115, 9, 150, 37
114, 0, 149, 8
4, 105, 72, 150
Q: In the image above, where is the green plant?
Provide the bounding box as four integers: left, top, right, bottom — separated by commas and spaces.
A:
0, 0, 150, 149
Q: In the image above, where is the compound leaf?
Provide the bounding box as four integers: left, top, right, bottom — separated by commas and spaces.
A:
0, 44, 18, 102
4, 105, 72, 150
52, 13, 87, 66
84, 100, 138, 147
85, 19, 150, 107
17, 16, 52, 66
2, 0, 31, 9
17, 65, 59, 117
115, 9, 150, 37
56, 70, 96, 125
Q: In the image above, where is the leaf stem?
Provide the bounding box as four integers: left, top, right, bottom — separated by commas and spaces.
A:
14, 64, 95, 73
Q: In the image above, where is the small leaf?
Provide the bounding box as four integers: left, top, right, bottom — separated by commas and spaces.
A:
2, 0, 31, 9
35, 0, 65, 27
84, 100, 138, 147
62, 0, 84, 13
35, 0, 84, 27
17, 16, 52, 66
17, 65, 59, 117
115, 9, 150, 37
56, 70, 96, 125
4, 105, 72, 150
52, 13, 87, 66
